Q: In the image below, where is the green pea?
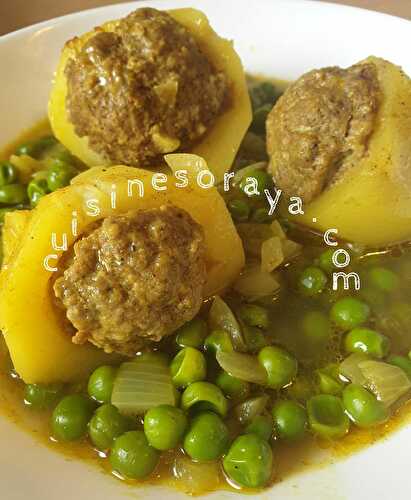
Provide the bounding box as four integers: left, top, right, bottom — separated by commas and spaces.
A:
368, 266, 399, 292
286, 377, 315, 402
245, 415, 273, 441
144, 404, 187, 451
36, 135, 59, 152
243, 325, 269, 353
316, 372, 343, 395
15, 135, 57, 158
307, 395, 349, 439
227, 198, 250, 222
89, 403, 130, 450
317, 248, 353, 274
315, 364, 344, 395
110, 430, 159, 479
251, 207, 274, 224
138, 351, 170, 366
271, 400, 307, 441
51, 394, 95, 441
258, 346, 298, 389
47, 159, 77, 191
204, 329, 233, 354
249, 81, 280, 110
223, 433, 273, 488
342, 384, 388, 428
388, 355, 411, 380
239, 169, 271, 197
215, 370, 250, 401
170, 347, 207, 388
238, 304, 269, 329
0, 184, 27, 205
175, 318, 208, 348
301, 311, 331, 346
330, 297, 370, 330
317, 248, 335, 274
181, 381, 228, 417
27, 177, 50, 207
298, 266, 328, 296
53, 148, 77, 164
344, 328, 390, 359
15, 141, 35, 156
183, 411, 229, 461
0, 161, 18, 186
250, 103, 272, 134
87, 365, 117, 404
24, 383, 64, 410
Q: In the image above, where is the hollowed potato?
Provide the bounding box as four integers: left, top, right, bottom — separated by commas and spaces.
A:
0, 160, 244, 383
48, 8, 252, 182
299, 57, 411, 247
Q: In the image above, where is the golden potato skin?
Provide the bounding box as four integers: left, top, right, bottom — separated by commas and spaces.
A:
48, 8, 251, 182
297, 57, 411, 247
0, 160, 244, 383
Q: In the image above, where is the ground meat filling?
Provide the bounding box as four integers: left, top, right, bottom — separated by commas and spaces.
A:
53, 205, 207, 356
266, 62, 380, 203
65, 7, 228, 165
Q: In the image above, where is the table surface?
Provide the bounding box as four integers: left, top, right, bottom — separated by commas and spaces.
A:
0, 0, 410, 36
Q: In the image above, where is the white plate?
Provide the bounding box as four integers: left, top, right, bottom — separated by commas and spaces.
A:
0, 1, 410, 499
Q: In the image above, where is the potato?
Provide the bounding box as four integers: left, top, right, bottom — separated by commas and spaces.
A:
48, 8, 251, 182
2, 210, 31, 267
0, 159, 244, 383
299, 57, 411, 247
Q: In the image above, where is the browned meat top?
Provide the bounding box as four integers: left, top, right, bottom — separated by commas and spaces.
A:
65, 7, 228, 165
266, 62, 380, 203
53, 205, 207, 356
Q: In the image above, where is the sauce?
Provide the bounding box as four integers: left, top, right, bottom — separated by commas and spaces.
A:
0, 119, 51, 161
2, 333, 411, 495
1, 106, 411, 495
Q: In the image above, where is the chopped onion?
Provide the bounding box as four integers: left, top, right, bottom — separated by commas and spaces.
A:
281, 239, 302, 261
208, 296, 247, 351
261, 236, 284, 273
111, 357, 175, 415
339, 353, 369, 385
233, 265, 280, 299
236, 223, 273, 257
9, 154, 45, 183
233, 394, 270, 424
359, 360, 411, 408
172, 455, 221, 495
164, 153, 209, 175
236, 223, 273, 241
216, 351, 267, 385
270, 220, 287, 240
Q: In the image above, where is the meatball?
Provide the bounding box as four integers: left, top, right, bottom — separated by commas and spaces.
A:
266, 61, 380, 203
53, 205, 206, 356
65, 7, 228, 165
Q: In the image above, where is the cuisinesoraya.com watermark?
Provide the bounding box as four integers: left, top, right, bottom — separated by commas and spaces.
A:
43, 168, 361, 292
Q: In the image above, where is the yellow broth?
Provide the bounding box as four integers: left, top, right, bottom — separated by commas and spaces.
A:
0, 119, 52, 161
1, 330, 411, 495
